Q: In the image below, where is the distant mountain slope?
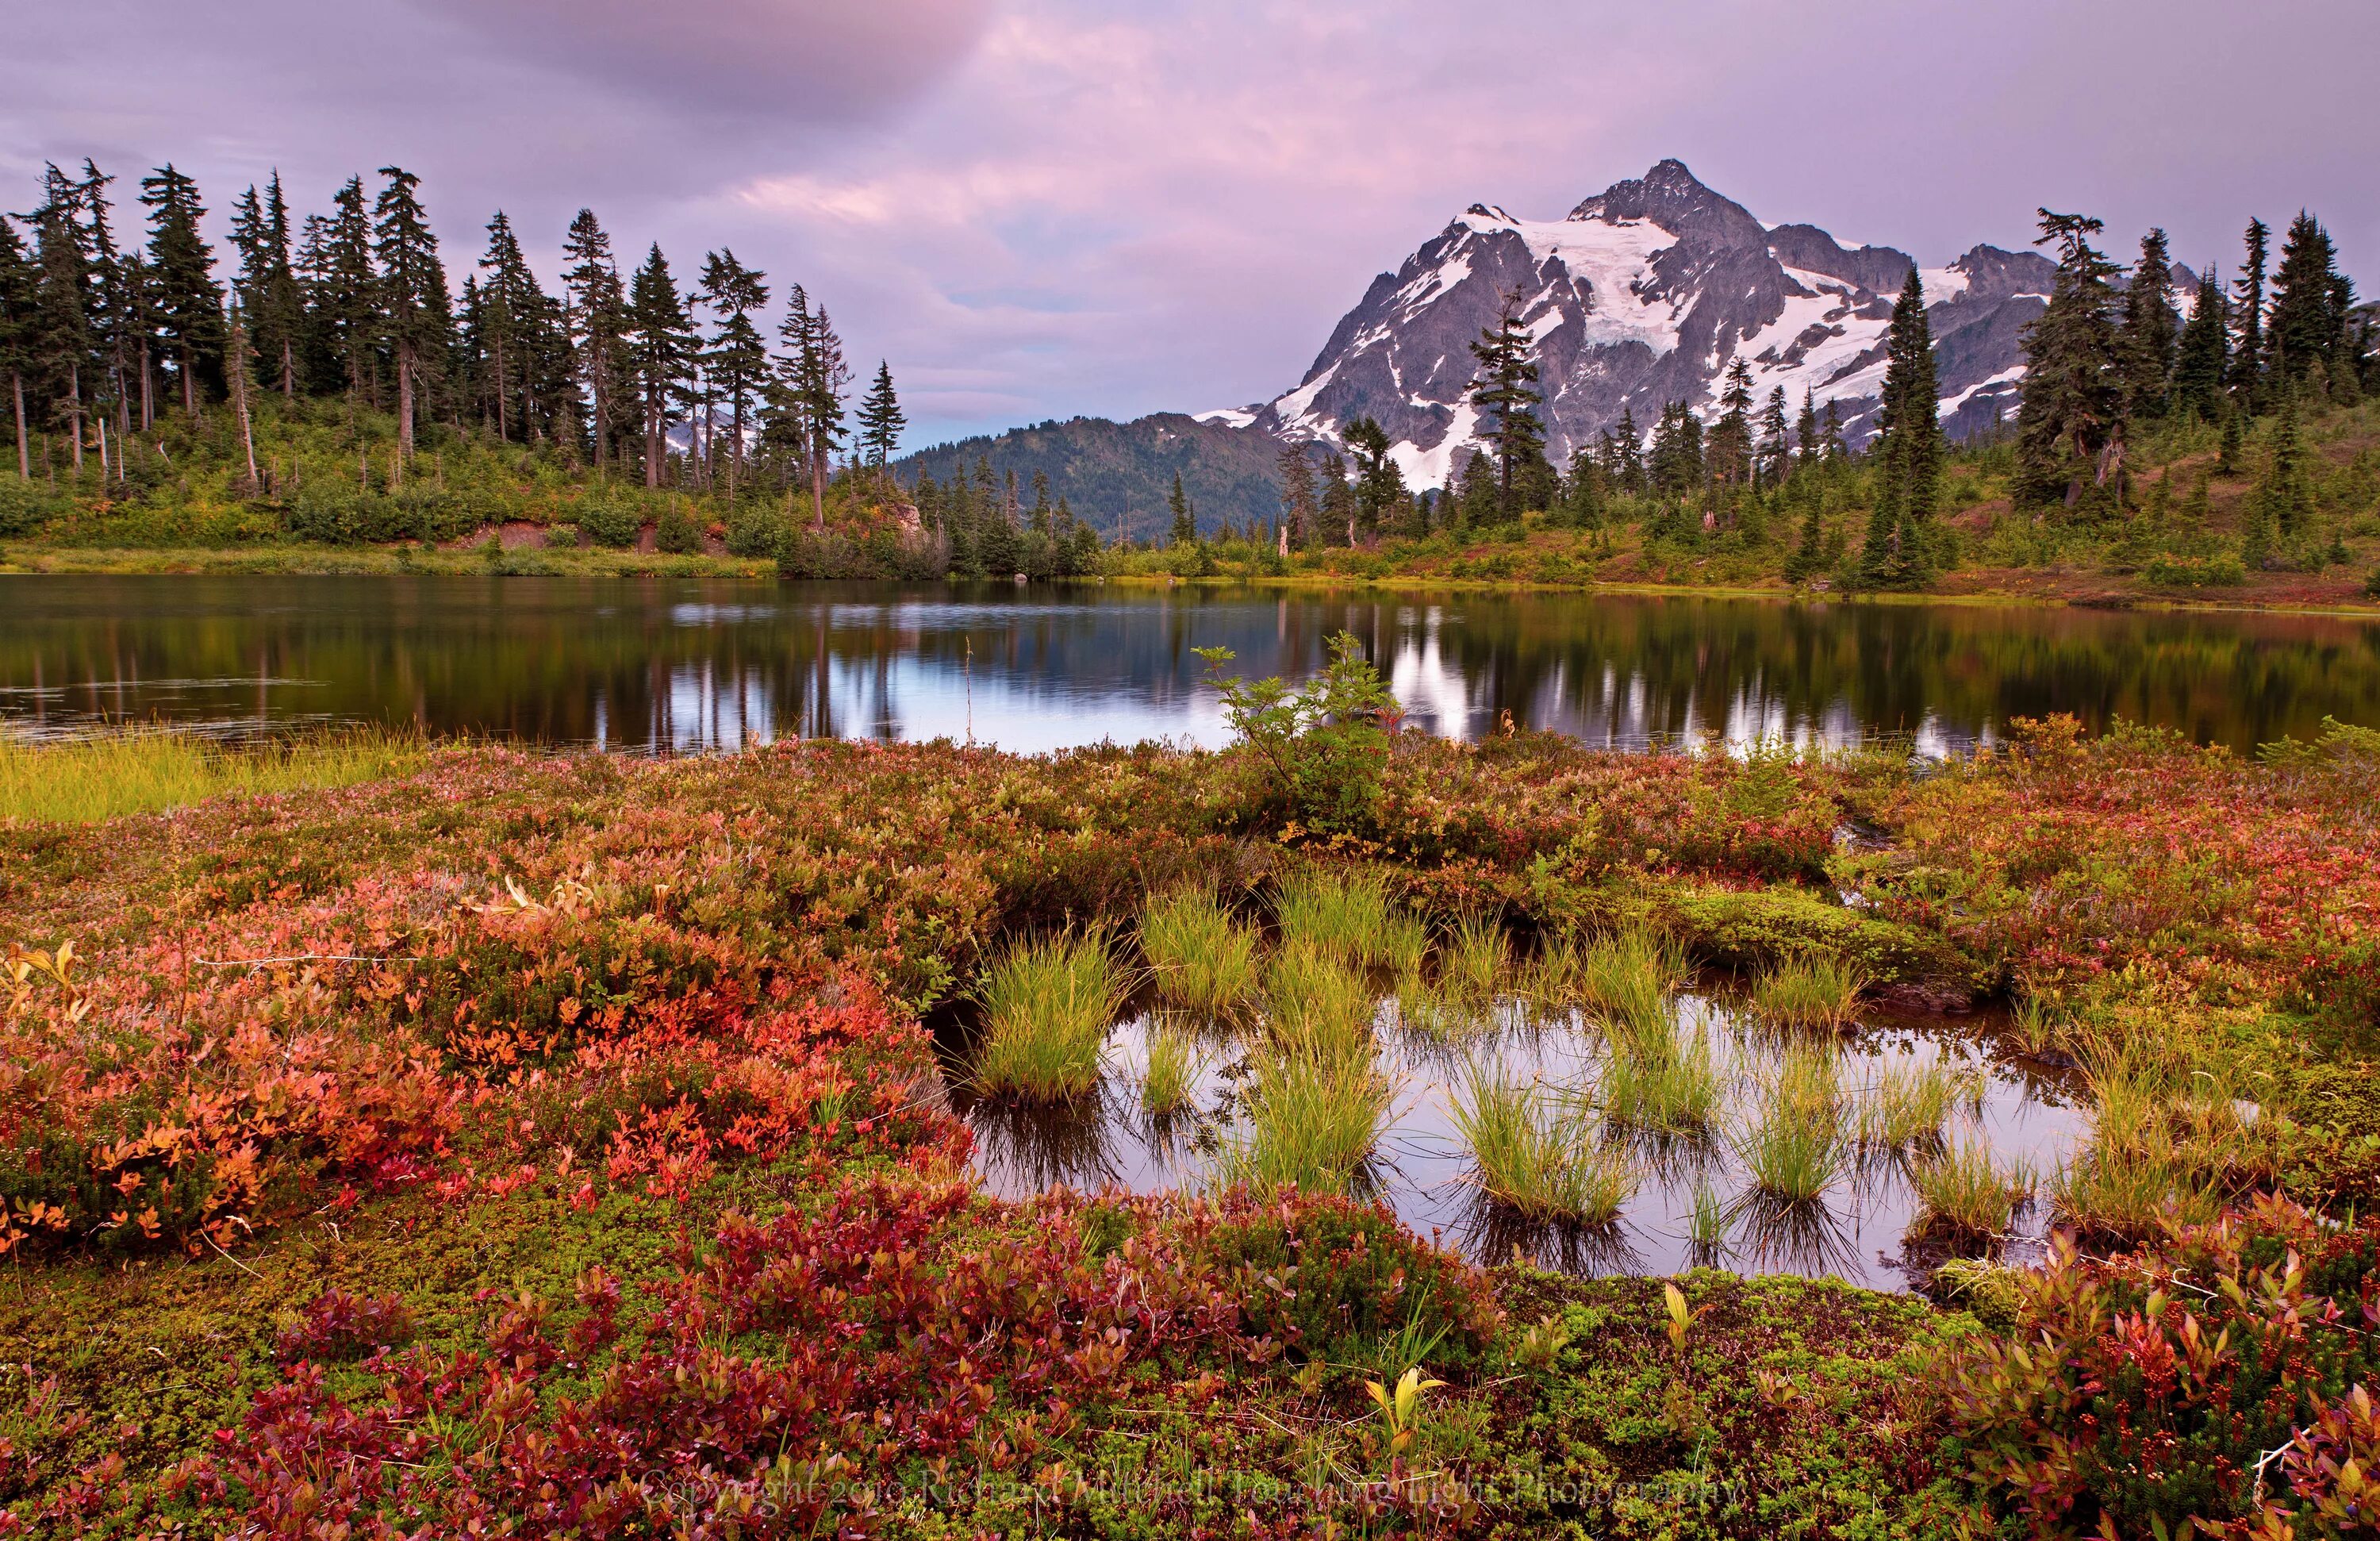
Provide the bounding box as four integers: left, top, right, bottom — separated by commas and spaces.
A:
1247, 159, 2194, 488
892, 412, 1290, 540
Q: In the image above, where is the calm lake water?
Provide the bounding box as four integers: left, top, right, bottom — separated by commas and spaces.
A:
2, 575, 2376, 752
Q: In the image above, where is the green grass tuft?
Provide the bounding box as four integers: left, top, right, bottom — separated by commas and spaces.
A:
1139, 1025, 1202, 1117
1273, 868, 1424, 973
1437, 911, 1511, 1004
1229, 1048, 1394, 1195
1906, 1139, 2030, 1245
1450, 1063, 1638, 1224
969, 932, 1130, 1102
1750, 955, 1868, 1031
1263, 942, 1378, 1066
0, 726, 427, 824
1138, 887, 1262, 1016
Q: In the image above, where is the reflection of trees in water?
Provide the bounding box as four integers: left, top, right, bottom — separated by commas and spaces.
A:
4, 577, 2375, 752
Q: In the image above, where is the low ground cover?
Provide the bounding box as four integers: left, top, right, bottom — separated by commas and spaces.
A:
2, 707, 2374, 1534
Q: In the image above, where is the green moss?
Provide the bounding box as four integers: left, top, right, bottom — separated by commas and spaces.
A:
1660, 881, 1983, 995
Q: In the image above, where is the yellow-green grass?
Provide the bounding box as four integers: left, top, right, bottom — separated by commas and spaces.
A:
1138, 887, 1262, 1016
1273, 868, 1426, 974
1450, 1063, 1639, 1223
1860, 1056, 1979, 1151
1263, 942, 1378, 1066
1437, 912, 1510, 1003
1906, 1139, 2031, 1246
0, 726, 425, 824
1749, 955, 1868, 1031
1569, 928, 1689, 1044
1230, 1048, 1395, 1195
1599, 1024, 1722, 1138
969, 932, 1130, 1103
1139, 1026, 1202, 1117
1734, 1046, 1845, 1202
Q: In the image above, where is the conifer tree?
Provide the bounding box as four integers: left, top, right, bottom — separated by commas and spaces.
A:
474, 213, 536, 443
2013, 209, 2126, 509
2172, 270, 2228, 421
1605, 404, 1645, 493
2266, 211, 2346, 388
139, 163, 223, 417
1319, 452, 1357, 544
1168, 471, 1196, 544
317, 177, 380, 406
370, 167, 451, 463
1863, 267, 1942, 586
2117, 228, 2179, 419
697, 249, 769, 498
1821, 398, 1846, 462
562, 209, 630, 471
1795, 388, 1820, 467
1465, 289, 1546, 513
2230, 218, 2269, 409
229, 173, 301, 398
627, 243, 697, 486
75, 162, 134, 452
2251, 391, 2314, 551
1706, 358, 1755, 494
774, 285, 850, 532
0, 213, 33, 478
1276, 442, 1317, 548
1758, 386, 1790, 487
1344, 415, 1405, 539
23, 165, 94, 471
855, 359, 904, 469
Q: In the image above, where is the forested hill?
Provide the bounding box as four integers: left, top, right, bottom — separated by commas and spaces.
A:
892, 412, 1292, 540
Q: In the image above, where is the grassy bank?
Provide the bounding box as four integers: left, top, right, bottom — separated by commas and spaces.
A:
0, 727, 426, 822
2, 715, 2376, 1535
0, 540, 776, 578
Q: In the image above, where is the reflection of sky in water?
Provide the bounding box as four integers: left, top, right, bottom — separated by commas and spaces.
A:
958, 997, 2087, 1292
3, 577, 2371, 753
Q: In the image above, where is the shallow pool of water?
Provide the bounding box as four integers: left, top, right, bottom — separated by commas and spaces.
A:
948, 993, 2087, 1292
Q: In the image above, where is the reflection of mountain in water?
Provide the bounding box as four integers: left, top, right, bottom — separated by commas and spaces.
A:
2, 575, 2375, 755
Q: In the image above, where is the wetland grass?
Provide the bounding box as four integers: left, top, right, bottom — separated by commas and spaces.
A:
1139, 1027, 1202, 1117
1572, 928, 1689, 1043
1438, 912, 1511, 1004
1138, 887, 1261, 1015
1599, 1024, 1722, 1138
0, 726, 426, 824
1734, 1045, 1844, 1202
1232, 1048, 1395, 1195
1263, 943, 1378, 1066
1750, 955, 1868, 1032
1860, 1055, 1979, 1150
969, 932, 1130, 1102
1906, 1139, 2031, 1246
1273, 868, 1426, 974
1449, 1064, 1638, 1224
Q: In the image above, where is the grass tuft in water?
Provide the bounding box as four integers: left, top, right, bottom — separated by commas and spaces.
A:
1228, 1048, 1394, 1196
0, 726, 427, 824
1138, 1026, 1202, 1117
969, 932, 1130, 1103
1138, 888, 1261, 1015
1750, 955, 1868, 1031
1437, 912, 1510, 1004
1688, 1181, 1728, 1249
1264, 943, 1378, 1066
1906, 1139, 2031, 1246
1861, 1055, 1979, 1150
1599, 1023, 1722, 1138
1734, 1045, 1844, 1202
1273, 867, 1424, 974
1450, 1063, 1638, 1224
1571, 928, 1689, 1044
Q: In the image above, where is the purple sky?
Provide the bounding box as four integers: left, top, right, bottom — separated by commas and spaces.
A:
6, 0, 2373, 448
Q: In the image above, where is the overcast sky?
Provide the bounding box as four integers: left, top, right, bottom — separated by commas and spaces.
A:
5, 0, 2373, 448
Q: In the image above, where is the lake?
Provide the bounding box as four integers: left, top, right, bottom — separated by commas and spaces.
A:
3, 575, 2376, 752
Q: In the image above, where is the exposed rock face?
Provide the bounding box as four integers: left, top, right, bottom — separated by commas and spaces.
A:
1243, 159, 2095, 488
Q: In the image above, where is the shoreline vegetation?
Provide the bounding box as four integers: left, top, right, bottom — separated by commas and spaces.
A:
4, 671, 2378, 1535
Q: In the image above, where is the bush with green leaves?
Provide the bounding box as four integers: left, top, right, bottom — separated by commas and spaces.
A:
576, 497, 643, 549
1195, 630, 1401, 834
655, 502, 704, 554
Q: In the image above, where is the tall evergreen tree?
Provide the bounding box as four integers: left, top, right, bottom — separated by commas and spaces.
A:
626, 243, 697, 486
2265, 210, 2346, 389
1167, 470, 1196, 544
75, 162, 134, 451
22, 164, 94, 471
1465, 289, 1547, 512
775, 282, 848, 531
1276, 443, 1317, 549
138, 163, 223, 417
1604, 404, 1645, 494
1706, 358, 1755, 493
228, 173, 302, 398
370, 167, 451, 462
2117, 228, 2180, 419
1795, 389, 1821, 467
854, 359, 904, 469
2230, 217, 2269, 409
697, 249, 768, 498
1344, 415, 1405, 540
0, 213, 33, 478
317, 177, 380, 406
2171, 270, 2229, 421
2013, 209, 2127, 509
562, 209, 631, 470
1863, 267, 1942, 586
1757, 386, 1791, 487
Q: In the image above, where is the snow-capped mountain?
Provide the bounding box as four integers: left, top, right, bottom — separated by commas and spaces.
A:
1223, 159, 2144, 490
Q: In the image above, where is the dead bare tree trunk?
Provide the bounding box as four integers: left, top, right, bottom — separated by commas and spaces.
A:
10, 370, 26, 480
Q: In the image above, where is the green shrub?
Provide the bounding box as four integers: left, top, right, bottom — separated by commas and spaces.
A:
0, 478, 65, 536
655, 502, 704, 554
578, 497, 643, 549
724, 504, 785, 559
2143, 553, 2248, 588
1196, 632, 1399, 834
